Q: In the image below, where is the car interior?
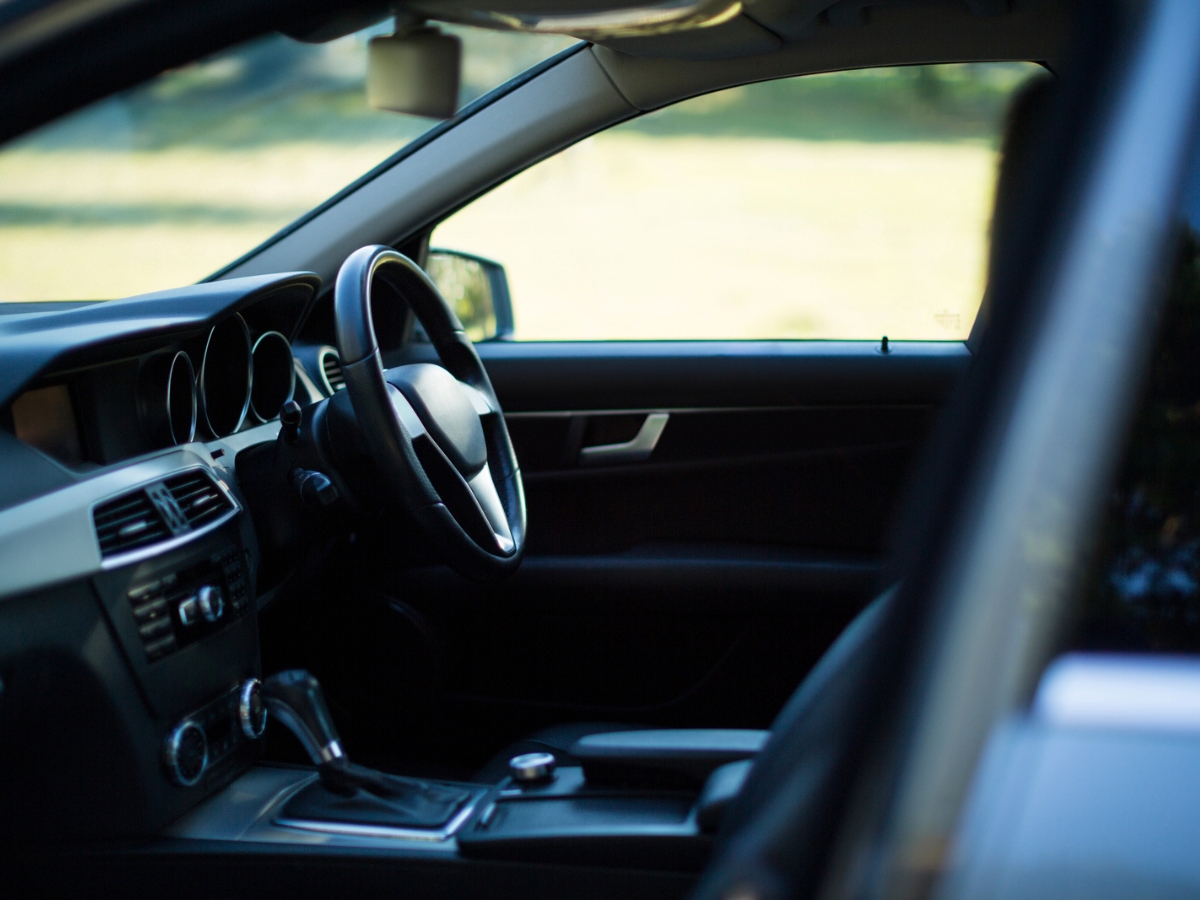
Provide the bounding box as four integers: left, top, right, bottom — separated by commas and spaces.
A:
2, 0, 1184, 897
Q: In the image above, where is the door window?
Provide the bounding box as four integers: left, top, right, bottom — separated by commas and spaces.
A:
432, 63, 1043, 341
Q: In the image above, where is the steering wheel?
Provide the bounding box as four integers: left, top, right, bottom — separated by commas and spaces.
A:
333, 245, 525, 580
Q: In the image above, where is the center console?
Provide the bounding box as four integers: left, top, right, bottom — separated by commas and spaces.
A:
169, 674, 764, 875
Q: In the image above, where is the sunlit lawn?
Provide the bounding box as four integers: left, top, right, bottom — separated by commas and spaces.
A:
0, 133, 997, 340
0, 141, 400, 300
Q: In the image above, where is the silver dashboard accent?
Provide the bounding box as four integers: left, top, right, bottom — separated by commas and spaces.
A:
238, 678, 267, 740
0, 448, 241, 601
180, 584, 225, 625
316, 345, 344, 396
293, 358, 322, 406
94, 465, 241, 571
165, 766, 483, 848
166, 351, 198, 446
199, 313, 253, 438
276, 797, 480, 843
163, 719, 208, 787
579, 412, 669, 466
508, 751, 557, 783
250, 331, 297, 423
319, 740, 344, 763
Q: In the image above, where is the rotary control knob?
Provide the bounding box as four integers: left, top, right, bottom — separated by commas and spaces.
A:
237, 678, 267, 739
508, 751, 557, 784
179, 585, 224, 626
163, 720, 208, 786
197, 585, 224, 622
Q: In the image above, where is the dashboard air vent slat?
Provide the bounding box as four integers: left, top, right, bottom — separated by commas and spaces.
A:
321, 350, 345, 393
94, 492, 170, 557
164, 471, 234, 529
94, 470, 238, 561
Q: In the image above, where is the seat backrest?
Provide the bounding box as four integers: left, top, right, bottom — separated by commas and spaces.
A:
716, 589, 894, 843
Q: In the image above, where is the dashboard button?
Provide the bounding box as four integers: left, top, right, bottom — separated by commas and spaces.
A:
143, 635, 176, 660
131, 597, 168, 621
137, 617, 173, 641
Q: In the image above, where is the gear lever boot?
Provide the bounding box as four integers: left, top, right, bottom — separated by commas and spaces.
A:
262, 669, 472, 829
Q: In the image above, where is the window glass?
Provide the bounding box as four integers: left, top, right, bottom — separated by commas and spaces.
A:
433, 63, 1043, 341
0, 27, 574, 302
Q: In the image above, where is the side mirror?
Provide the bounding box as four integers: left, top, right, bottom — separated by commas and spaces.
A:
425, 249, 515, 341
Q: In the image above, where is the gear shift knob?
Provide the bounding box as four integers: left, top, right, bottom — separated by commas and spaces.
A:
261, 670, 345, 764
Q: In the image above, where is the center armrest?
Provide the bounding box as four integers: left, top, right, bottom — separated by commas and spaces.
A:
569, 729, 768, 786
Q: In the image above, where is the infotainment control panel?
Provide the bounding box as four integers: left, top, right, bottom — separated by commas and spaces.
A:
126, 543, 251, 663
92, 517, 261, 727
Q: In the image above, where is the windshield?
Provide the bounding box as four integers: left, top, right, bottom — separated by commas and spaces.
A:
0, 25, 574, 302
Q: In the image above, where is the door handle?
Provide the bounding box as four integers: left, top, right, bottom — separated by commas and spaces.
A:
579, 413, 669, 466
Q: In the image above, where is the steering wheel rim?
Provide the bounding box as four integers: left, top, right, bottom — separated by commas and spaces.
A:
333, 245, 525, 580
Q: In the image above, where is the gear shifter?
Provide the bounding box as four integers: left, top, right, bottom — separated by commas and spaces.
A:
261, 670, 344, 764
261, 669, 473, 827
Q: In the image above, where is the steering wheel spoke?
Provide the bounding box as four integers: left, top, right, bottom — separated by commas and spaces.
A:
466, 464, 515, 554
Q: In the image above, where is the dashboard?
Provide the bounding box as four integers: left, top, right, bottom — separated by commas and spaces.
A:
0, 271, 343, 841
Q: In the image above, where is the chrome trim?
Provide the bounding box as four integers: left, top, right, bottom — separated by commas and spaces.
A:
277, 797, 480, 843
316, 345, 342, 396
319, 740, 344, 763
0, 448, 234, 601
412, 0, 745, 39
166, 351, 198, 446
250, 331, 296, 423
293, 358, 322, 406
93, 465, 242, 571
466, 463, 515, 554
579, 412, 669, 466
199, 313, 253, 438
238, 678, 267, 740
509, 751, 557, 783
163, 719, 208, 787
207, 419, 280, 463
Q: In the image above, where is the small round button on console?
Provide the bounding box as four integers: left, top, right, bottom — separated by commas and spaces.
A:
238, 678, 267, 739
509, 751, 556, 784
163, 720, 208, 786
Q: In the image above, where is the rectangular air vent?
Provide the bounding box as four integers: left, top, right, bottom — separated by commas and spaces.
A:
94, 470, 236, 560
164, 470, 234, 529
321, 350, 345, 393
93, 491, 170, 557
